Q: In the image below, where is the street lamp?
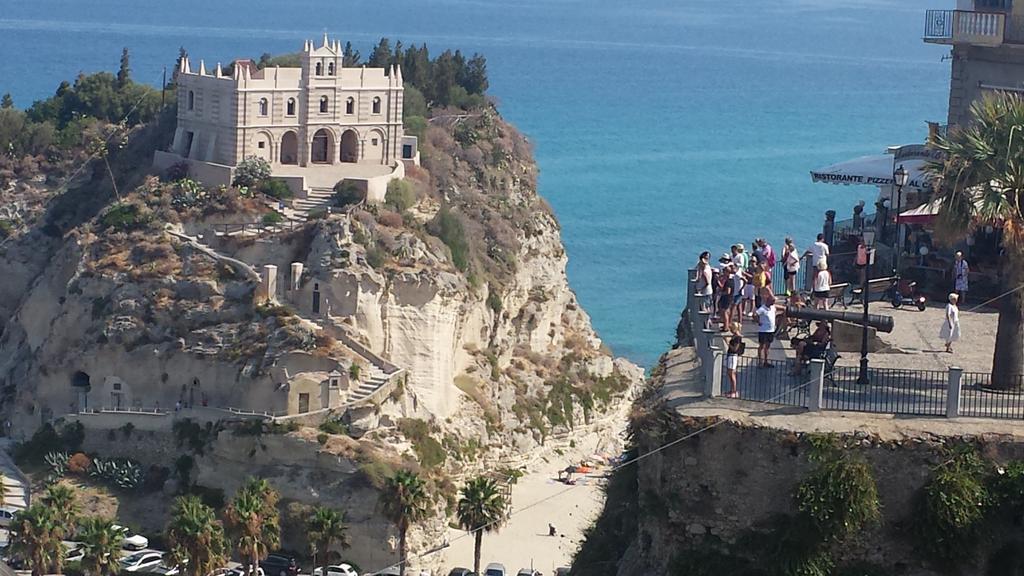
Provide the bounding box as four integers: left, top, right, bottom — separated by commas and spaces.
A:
857, 230, 876, 386
893, 164, 909, 276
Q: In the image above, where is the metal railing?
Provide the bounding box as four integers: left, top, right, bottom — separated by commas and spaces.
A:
960, 372, 1024, 419
722, 355, 808, 407
824, 366, 949, 416
924, 10, 1006, 44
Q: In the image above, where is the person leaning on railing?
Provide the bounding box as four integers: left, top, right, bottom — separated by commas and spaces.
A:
694, 251, 713, 313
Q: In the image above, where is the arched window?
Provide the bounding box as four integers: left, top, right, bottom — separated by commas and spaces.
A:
315, 62, 323, 76
187, 90, 195, 110
286, 98, 296, 116
328, 62, 335, 76
372, 97, 381, 115
258, 98, 268, 116
320, 96, 329, 113
345, 97, 354, 115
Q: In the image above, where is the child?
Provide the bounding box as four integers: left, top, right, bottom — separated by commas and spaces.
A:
725, 335, 745, 398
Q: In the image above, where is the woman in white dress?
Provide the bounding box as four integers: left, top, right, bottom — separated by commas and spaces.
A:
940, 293, 961, 353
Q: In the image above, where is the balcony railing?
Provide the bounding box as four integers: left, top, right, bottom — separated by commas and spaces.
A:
924, 10, 1005, 46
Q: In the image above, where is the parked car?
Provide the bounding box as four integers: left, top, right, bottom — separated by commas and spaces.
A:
222, 567, 265, 576
259, 553, 299, 576
448, 568, 474, 576
63, 544, 85, 564
313, 565, 359, 576
0, 509, 15, 528
484, 564, 506, 576
112, 524, 149, 551
371, 568, 400, 576
516, 570, 541, 576
120, 551, 165, 573
553, 569, 570, 576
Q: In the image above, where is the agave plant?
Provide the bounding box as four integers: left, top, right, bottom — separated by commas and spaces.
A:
43, 452, 69, 484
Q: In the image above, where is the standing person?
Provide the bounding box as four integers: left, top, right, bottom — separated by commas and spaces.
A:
730, 259, 746, 327
725, 334, 745, 398
812, 260, 832, 310
760, 238, 777, 269
806, 233, 831, 270
695, 251, 713, 312
783, 237, 800, 297
953, 251, 969, 303
941, 293, 961, 353
752, 239, 765, 267
755, 289, 777, 368
734, 244, 751, 317
751, 257, 768, 314
717, 256, 735, 331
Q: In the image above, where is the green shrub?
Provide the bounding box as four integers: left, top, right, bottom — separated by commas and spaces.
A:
259, 178, 293, 200
14, 422, 84, 464
487, 289, 502, 314
349, 363, 361, 381
385, 179, 416, 212
334, 180, 364, 208
914, 446, 990, 562
0, 219, 14, 239
100, 202, 151, 232
262, 211, 284, 226
398, 418, 446, 469
233, 156, 271, 187
366, 246, 387, 269
403, 85, 428, 119
404, 115, 427, 140
319, 420, 348, 435
317, 433, 329, 445
186, 484, 225, 509
430, 207, 469, 271
795, 435, 880, 540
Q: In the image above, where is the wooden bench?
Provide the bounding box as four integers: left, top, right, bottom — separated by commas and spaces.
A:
820, 283, 849, 309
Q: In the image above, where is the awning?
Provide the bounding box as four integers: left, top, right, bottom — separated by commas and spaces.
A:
897, 199, 942, 224
811, 155, 933, 190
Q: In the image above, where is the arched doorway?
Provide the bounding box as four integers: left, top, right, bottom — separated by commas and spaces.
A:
340, 130, 359, 163
71, 371, 91, 411
311, 129, 333, 164
365, 130, 386, 165
280, 131, 298, 165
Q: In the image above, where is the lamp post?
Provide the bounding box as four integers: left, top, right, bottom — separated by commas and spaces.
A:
893, 164, 909, 276
857, 230, 876, 386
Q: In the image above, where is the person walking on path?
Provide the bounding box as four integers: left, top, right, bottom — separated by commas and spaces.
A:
941, 292, 961, 353
695, 251, 713, 313
805, 233, 830, 270
953, 251, 969, 303
812, 260, 831, 310
725, 335, 745, 398
755, 289, 777, 368
783, 237, 800, 296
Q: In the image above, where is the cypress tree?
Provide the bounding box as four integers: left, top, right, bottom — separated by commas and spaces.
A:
0, 94, 12, 109
117, 47, 131, 87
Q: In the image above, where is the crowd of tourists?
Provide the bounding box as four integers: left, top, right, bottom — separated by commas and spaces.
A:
692, 231, 968, 399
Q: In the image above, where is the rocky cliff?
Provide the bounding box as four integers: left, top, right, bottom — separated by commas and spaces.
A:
0, 96, 642, 568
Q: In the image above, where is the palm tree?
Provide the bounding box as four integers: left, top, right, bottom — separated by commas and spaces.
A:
379, 470, 431, 576
9, 504, 62, 576
456, 477, 507, 576
929, 91, 1024, 388
77, 517, 124, 576
42, 484, 79, 539
226, 479, 281, 576
306, 506, 350, 576
166, 495, 228, 576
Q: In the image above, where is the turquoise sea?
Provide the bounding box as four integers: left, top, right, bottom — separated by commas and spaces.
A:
0, 0, 950, 368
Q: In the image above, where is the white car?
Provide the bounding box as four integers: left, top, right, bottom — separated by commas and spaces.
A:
314, 565, 359, 576
63, 544, 85, 564
112, 524, 149, 551
223, 568, 265, 576
120, 550, 164, 573
0, 509, 15, 528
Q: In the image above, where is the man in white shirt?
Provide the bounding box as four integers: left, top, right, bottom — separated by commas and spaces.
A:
806, 233, 830, 269
755, 289, 777, 368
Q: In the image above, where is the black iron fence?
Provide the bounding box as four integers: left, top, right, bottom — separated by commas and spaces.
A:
960, 372, 1024, 420
824, 366, 948, 417
722, 355, 809, 407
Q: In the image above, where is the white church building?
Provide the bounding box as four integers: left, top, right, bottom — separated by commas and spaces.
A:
154, 36, 419, 200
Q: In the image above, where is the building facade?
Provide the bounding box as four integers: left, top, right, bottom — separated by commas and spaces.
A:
924, 0, 1024, 127
170, 36, 405, 171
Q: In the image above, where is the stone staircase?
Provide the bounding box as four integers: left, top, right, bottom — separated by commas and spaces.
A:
348, 363, 392, 403
290, 187, 336, 217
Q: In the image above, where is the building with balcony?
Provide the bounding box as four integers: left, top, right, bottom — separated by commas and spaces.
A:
925, 0, 1024, 126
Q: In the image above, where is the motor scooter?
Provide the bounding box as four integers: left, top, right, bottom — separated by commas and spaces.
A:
888, 277, 927, 311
